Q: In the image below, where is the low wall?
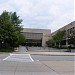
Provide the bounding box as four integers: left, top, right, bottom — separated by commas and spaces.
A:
27, 47, 68, 52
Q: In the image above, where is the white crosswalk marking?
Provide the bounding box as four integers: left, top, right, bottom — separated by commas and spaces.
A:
3, 54, 34, 62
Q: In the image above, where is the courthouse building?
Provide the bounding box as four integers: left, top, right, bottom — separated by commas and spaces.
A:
21, 28, 51, 46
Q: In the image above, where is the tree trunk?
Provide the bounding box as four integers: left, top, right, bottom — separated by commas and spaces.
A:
55, 42, 56, 47
59, 42, 60, 48
66, 39, 68, 48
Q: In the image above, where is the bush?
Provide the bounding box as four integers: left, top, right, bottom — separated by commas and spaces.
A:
46, 39, 54, 47
0, 47, 14, 52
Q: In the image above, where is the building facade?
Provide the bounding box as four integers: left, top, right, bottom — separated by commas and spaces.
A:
51, 21, 75, 47
21, 28, 51, 46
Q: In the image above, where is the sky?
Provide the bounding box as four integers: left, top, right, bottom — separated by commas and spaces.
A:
0, 0, 74, 32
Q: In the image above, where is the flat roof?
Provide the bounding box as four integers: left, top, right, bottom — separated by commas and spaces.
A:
22, 28, 51, 30
21, 28, 51, 33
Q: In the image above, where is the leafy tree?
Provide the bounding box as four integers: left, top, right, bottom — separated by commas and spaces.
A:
0, 11, 25, 50
18, 33, 26, 45
0, 11, 15, 48
46, 39, 54, 47
52, 30, 65, 48
10, 12, 23, 32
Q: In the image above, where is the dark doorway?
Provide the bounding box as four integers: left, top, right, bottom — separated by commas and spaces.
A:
25, 39, 42, 47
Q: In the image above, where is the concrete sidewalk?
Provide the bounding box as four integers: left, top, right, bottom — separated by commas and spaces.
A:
28, 52, 75, 56
0, 51, 75, 56
13, 46, 75, 56
0, 61, 74, 75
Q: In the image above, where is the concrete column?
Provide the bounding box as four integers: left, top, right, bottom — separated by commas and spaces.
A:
66, 38, 68, 47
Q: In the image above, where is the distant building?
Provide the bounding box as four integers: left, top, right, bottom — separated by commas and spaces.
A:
21, 28, 51, 46
51, 21, 75, 47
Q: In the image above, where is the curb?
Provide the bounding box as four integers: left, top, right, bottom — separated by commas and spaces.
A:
30, 54, 75, 56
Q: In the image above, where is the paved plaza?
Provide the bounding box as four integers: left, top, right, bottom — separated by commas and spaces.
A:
0, 61, 74, 75
0, 46, 75, 75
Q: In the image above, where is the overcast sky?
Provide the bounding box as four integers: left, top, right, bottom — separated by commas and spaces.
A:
0, 0, 74, 32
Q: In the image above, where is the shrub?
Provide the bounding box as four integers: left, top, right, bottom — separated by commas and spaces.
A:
0, 47, 14, 52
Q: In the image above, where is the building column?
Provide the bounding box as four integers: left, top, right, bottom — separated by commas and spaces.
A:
66, 38, 68, 47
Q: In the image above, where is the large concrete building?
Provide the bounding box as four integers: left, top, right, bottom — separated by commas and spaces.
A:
21, 21, 75, 47
21, 28, 51, 46
51, 21, 75, 47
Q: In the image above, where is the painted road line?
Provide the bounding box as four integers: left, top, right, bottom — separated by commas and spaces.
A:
3, 54, 12, 61
29, 54, 34, 61
3, 54, 34, 62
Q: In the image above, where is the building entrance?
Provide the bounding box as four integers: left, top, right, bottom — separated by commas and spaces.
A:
25, 39, 42, 47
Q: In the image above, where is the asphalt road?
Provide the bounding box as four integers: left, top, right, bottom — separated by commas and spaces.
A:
0, 53, 9, 60
0, 53, 75, 61
13, 46, 75, 61
31, 55, 75, 61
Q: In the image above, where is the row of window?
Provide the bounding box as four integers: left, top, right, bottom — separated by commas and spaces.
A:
22, 32, 43, 39
66, 27, 75, 36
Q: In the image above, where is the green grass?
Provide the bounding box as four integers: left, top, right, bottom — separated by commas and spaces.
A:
0, 47, 14, 52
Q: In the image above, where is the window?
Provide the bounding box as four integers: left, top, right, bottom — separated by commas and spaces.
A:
23, 32, 43, 39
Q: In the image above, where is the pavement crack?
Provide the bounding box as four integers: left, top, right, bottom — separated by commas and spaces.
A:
41, 62, 61, 75
14, 63, 18, 75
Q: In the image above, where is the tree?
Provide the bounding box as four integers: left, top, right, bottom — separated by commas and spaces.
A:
9, 11, 23, 47
0, 11, 15, 48
52, 30, 65, 48
46, 39, 54, 47
10, 12, 23, 32
18, 33, 26, 45
0, 11, 24, 49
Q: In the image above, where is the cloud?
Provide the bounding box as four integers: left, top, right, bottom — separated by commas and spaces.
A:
0, 0, 74, 32
48, 13, 74, 32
